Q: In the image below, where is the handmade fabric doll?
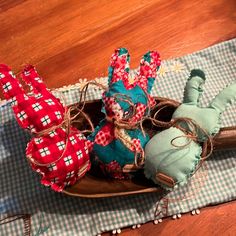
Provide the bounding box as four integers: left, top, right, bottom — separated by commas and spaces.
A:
144, 69, 236, 189
89, 48, 161, 179
0, 64, 92, 192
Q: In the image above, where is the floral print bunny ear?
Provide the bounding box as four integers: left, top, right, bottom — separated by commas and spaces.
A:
108, 48, 161, 93
108, 48, 130, 87
136, 50, 161, 93
105, 48, 161, 120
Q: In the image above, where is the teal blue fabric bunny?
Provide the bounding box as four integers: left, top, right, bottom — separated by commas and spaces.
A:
144, 69, 236, 189
89, 48, 161, 179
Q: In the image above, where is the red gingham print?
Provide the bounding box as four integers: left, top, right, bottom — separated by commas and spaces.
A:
109, 50, 161, 91
130, 138, 142, 152
130, 103, 147, 123
99, 160, 130, 179
95, 123, 114, 146
0, 64, 91, 192
137, 51, 161, 90
92, 49, 161, 177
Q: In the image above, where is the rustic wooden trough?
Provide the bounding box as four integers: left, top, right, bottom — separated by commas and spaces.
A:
63, 97, 236, 198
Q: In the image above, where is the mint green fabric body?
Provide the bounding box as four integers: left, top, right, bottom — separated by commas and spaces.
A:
144, 69, 236, 189
144, 127, 201, 188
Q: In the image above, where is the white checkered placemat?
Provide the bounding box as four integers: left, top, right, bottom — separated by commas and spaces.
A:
0, 39, 236, 236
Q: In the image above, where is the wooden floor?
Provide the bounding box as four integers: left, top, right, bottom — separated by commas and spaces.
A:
0, 0, 235, 89
0, 0, 236, 235
116, 201, 236, 236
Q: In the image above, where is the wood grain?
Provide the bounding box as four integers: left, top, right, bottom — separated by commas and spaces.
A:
0, 0, 235, 90
111, 201, 236, 236
0, 1, 236, 235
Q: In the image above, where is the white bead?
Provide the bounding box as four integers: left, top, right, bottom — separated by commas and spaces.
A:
137, 224, 141, 228
191, 210, 196, 215
196, 209, 200, 215
97, 234, 101, 236
154, 220, 159, 225
158, 219, 163, 223
172, 215, 177, 220
177, 213, 182, 218
117, 229, 121, 234
132, 225, 137, 229
112, 229, 116, 234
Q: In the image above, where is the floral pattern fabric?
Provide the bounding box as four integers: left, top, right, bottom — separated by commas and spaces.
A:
89, 48, 161, 178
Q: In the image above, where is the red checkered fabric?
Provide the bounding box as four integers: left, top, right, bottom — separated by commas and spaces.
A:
109, 51, 133, 89
130, 103, 147, 123
0, 64, 91, 192
98, 160, 130, 179
130, 138, 142, 152
91, 49, 161, 177
109, 49, 161, 91
102, 95, 124, 119
137, 51, 161, 90
105, 49, 160, 121
95, 123, 114, 146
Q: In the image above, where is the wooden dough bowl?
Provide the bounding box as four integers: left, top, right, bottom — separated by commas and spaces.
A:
63, 97, 236, 198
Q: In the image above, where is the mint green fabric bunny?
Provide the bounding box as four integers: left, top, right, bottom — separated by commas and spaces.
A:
144, 69, 236, 189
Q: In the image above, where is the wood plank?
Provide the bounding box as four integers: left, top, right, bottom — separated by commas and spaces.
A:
0, 0, 235, 90
104, 201, 236, 236
0, 0, 155, 76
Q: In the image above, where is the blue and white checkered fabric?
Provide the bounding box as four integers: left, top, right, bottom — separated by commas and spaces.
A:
0, 39, 235, 236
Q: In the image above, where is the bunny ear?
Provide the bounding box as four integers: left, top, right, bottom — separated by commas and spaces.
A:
21, 65, 49, 94
183, 69, 206, 105
108, 48, 130, 87
209, 82, 236, 113
136, 51, 161, 93
0, 64, 25, 99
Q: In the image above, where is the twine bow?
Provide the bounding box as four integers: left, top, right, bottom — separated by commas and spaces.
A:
147, 101, 213, 161
105, 93, 151, 167
106, 115, 145, 166
27, 102, 94, 167
80, 81, 153, 167
27, 82, 104, 166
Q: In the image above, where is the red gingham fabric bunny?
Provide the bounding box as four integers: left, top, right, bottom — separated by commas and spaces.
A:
0, 64, 92, 192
